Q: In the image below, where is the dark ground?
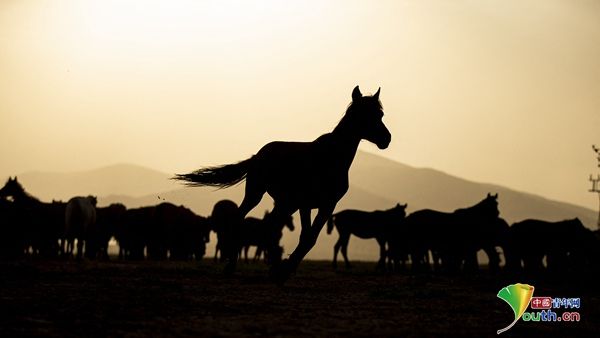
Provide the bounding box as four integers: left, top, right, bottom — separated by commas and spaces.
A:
0, 259, 598, 337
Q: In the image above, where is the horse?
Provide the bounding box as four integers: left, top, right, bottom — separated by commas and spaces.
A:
94, 203, 127, 259
477, 217, 510, 273
239, 211, 295, 264
403, 193, 500, 273
505, 218, 598, 273
0, 196, 23, 258
116, 206, 156, 260
0, 177, 64, 257
327, 203, 407, 270
154, 202, 210, 261
64, 196, 97, 259
175, 86, 391, 283
209, 199, 241, 274
42, 200, 67, 257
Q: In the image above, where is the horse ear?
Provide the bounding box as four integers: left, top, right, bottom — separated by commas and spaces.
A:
352, 86, 362, 101
493, 193, 498, 199
373, 87, 381, 100
403, 203, 407, 208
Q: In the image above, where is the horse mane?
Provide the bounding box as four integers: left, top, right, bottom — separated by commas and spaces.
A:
454, 195, 497, 216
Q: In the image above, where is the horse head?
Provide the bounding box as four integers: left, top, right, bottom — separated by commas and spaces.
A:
0, 177, 26, 200
196, 215, 211, 243
87, 195, 98, 207
569, 217, 585, 229
391, 203, 408, 219
345, 86, 391, 149
479, 193, 500, 220
284, 214, 295, 231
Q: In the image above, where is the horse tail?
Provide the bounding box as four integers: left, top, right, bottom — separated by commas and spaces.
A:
173, 157, 254, 189
326, 215, 335, 235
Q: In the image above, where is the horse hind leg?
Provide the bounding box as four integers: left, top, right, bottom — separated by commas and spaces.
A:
76, 238, 84, 260
376, 237, 387, 272
238, 175, 266, 218
333, 235, 342, 269
243, 246, 250, 263
340, 234, 352, 269
333, 231, 351, 269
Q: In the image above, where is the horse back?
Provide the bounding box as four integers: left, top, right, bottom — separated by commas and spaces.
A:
65, 197, 97, 235
255, 137, 352, 208
333, 209, 388, 239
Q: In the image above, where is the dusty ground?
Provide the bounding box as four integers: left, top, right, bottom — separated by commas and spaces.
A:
0, 259, 598, 337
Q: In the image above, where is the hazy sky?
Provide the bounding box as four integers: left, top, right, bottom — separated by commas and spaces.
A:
1, 0, 599, 210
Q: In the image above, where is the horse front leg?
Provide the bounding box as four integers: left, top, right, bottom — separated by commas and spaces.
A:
273, 207, 333, 284
376, 237, 387, 272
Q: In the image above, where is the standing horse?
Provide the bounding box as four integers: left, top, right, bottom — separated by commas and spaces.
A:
210, 199, 241, 274
64, 196, 97, 259
0, 195, 22, 258
404, 193, 500, 272
327, 203, 407, 270
117, 206, 156, 260
175, 86, 391, 283
0, 177, 63, 257
154, 202, 210, 260
94, 203, 127, 260
239, 211, 295, 264
506, 218, 598, 273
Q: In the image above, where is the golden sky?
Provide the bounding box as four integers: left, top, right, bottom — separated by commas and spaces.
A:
1, 0, 599, 210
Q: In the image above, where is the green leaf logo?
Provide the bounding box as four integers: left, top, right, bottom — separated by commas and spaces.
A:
496, 283, 535, 334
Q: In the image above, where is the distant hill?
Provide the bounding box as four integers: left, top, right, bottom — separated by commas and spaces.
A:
12, 151, 598, 261
16, 164, 179, 201
349, 152, 597, 227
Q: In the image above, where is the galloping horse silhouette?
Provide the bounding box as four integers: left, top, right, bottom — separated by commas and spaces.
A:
175, 86, 391, 283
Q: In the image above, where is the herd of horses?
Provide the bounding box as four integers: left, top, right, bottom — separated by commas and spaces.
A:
2, 86, 598, 281
1, 176, 598, 276
329, 195, 600, 274
0, 177, 292, 264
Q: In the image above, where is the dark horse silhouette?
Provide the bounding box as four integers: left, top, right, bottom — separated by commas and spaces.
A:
403, 193, 500, 272
327, 203, 407, 270
240, 211, 295, 264
209, 199, 241, 274
0, 177, 65, 257
506, 218, 599, 273
175, 86, 391, 283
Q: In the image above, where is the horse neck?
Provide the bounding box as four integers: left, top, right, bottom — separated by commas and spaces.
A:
14, 190, 40, 206
454, 204, 488, 220
330, 116, 361, 170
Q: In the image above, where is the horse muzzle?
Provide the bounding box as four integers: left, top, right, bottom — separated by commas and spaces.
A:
376, 133, 391, 149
